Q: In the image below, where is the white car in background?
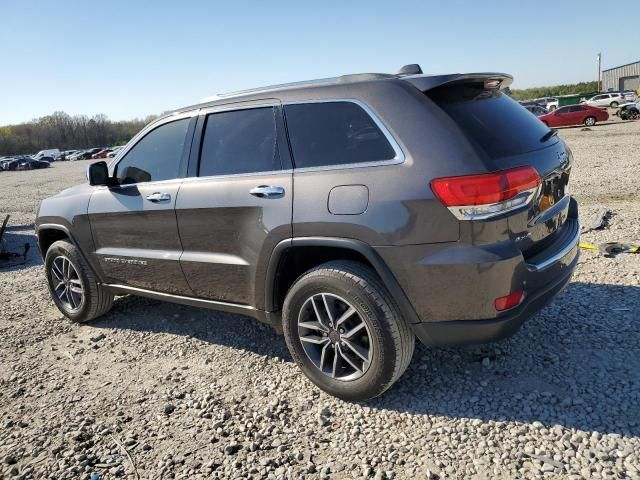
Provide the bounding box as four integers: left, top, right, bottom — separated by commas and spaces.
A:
34, 149, 60, 160
534, 97, 559, 111
107, 146, 123, 158
581, 93, 624, 108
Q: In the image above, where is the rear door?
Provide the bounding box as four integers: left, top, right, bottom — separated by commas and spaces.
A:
88, 113, 196, 294
176, 101, 293, 307
566, 105, 583, 124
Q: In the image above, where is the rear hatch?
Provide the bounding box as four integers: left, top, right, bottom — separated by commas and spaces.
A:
410, 75, 574, 257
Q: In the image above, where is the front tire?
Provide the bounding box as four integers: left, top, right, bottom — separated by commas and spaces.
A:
584, 116, 596, 127
45, 240, 113, 323
282, 260, 415, 401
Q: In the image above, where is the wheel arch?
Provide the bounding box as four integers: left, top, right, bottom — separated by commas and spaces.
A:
36, 223, 74, 258
264, 237, 420, 325
36, 223, 103, 282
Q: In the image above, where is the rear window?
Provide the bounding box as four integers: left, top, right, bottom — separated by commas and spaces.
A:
284, 102, 396, 169
427, 85, 554, 159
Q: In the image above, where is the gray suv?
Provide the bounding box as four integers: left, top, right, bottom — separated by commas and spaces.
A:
35, 64, 580, 400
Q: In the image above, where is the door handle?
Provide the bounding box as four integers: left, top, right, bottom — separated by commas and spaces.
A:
145, 192, 171, 202
249, 185, 285, 198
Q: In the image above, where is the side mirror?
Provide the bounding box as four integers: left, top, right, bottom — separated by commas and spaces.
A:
87, 161, 111, 186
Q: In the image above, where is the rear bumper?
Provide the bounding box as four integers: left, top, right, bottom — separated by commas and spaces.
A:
374, 201, 580, 347
409, 257, 575, 346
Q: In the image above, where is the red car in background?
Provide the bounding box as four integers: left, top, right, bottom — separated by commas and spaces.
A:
538, 104, 608, 127
91, 149, 113, 159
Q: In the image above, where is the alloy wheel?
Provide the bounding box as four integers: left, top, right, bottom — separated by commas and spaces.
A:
297, 293, 372, 381
51, 255, 84, 311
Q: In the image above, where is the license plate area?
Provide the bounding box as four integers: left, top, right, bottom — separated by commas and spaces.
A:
537, 167, 570, 214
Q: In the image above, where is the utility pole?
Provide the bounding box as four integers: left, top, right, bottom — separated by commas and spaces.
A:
597, 52, 602, 92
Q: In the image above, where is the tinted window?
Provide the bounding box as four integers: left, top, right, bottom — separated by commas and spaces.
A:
116, 118, 190, 184
285, 102, 396, 168
428, 85, 554, 159
556, 107, 571, 114
199, 107, 279, 176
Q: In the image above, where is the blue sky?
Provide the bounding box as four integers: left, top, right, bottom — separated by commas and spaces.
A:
0, 0, 635, 125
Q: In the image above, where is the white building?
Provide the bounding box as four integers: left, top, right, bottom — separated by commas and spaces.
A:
602, 60, 640, 92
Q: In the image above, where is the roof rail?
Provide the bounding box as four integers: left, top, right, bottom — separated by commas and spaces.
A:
200, 64, 426, 102
201, 76, 340, 102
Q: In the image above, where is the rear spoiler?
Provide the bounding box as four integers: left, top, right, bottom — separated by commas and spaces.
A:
401, 73, 513, 92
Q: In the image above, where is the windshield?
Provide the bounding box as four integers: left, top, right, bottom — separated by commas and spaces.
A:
427, 84, 555, 159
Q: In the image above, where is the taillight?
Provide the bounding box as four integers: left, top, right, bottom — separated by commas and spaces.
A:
494, 290, 524, 311
430, 166, 541, 220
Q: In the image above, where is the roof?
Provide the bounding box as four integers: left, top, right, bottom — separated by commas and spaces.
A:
164, 66, 513, 119
602, 60, 640, 72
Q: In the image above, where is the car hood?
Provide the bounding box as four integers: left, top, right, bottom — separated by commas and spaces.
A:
52, 182, 92, 198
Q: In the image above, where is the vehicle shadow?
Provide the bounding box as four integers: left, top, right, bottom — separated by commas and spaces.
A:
96, 293, 292, 360
0, 226, 41, 272
375, 281, 640, 437
95, 281, 639, 437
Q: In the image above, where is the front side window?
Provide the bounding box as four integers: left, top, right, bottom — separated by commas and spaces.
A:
199, 107, 279, 177
284, 102, 396, 169
116, 118, 190, 184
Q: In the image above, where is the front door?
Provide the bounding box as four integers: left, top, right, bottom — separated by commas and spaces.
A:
176, 103, 293, 308
88, 114, 196, 295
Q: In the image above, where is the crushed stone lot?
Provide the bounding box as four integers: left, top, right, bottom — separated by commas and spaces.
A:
1, 121, 639, 480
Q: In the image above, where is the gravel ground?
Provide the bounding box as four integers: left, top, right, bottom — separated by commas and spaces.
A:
1, 121, 639, 480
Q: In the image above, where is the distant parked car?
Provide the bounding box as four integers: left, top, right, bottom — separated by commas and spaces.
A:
539, 104, 609, 127
0, 158, 20, 171
34, 149, 60, 160
524, 104, 549, 116
67, 151, 85, 161
56, 150, 77, 161
581, 93, 623, 108
15, 158, 51, 170
621, 91, 637, 102
107, 146, 123, 158
70, 148, 102, 161
91, 149, 113, 159
533, 97, 559, 111
618, 103, 640, 120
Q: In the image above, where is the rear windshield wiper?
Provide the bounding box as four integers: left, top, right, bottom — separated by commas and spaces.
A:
540, 129, 558, 143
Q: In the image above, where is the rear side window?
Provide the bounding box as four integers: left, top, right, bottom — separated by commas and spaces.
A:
285, 102, 396, 169
116, 118, 190, 184
199, 107, 279, 177
427, 85, 554, 159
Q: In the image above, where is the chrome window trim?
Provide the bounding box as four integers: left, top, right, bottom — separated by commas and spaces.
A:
96, 177, 185, 191
107, 111, 198, 183
282, 98, 406, 173
199, 100, 281, 115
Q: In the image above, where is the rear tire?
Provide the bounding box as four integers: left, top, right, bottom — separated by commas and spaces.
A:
282, 260, 415, 401
610, 101, 619, 108
584, 116, 596, 127
45, 240, 113, 323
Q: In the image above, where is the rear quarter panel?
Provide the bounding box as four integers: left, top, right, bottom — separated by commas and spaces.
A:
288, 81, 493, 246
